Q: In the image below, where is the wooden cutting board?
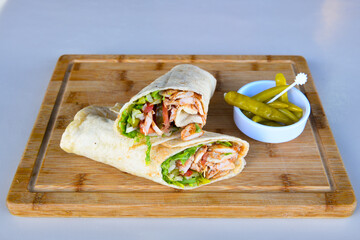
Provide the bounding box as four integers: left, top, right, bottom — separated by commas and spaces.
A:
7, 55, 356, 217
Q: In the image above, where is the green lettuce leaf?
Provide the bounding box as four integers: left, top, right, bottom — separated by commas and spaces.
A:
216, 141, 232, 147
136, 96, 146, 104
161, 145, 213, 188
145, 136, 151, 165
151, 90, 162, 100
195, 123, 202, 133
119, 104, 139, 138
168, 145, 202, 165
133, 104, 143, 110
120, 90, 165, 138
178, 177, 197, 184
197, 175, 211, 185
145, 94, 153, 103
129, 109, 142, 127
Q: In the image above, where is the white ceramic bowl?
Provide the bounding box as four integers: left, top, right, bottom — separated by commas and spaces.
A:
233, 80, 311, 143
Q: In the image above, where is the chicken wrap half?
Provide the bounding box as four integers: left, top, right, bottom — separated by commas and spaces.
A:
61, 106, 249, 189
113, 64, 217, 141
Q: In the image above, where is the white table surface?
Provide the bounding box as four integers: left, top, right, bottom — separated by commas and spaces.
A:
1, 0, 359, 239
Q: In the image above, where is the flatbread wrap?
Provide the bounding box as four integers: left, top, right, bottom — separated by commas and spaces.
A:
113, 64, 217, 141
61, 106, 249, 189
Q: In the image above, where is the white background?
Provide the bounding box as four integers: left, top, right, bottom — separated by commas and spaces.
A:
0, 0, 359, 239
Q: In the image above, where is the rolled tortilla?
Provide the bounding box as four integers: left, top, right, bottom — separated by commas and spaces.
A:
113, 64, 217, 141
61, 106, 249, 189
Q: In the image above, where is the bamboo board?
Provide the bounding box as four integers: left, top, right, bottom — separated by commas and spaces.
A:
7, 55, 356, 217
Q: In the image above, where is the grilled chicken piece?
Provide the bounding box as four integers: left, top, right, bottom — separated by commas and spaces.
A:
181, 123, 204, 141
177, 155, 194, 174
188, 143, 240, 180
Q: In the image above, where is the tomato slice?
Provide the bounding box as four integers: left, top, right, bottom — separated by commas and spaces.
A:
143, 103, 154, 113
184, 170, 193, 177
148, 126, 155, 134
200, 158, 207, 167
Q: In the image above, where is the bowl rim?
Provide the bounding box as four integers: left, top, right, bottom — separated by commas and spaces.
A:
234, 80, 311, 129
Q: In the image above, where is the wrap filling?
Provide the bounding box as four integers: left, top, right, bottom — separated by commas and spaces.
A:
119, 89, 206, 141
161, 141, 243, 188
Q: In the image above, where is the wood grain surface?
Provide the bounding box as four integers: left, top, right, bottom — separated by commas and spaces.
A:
6, 55, 356, 217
